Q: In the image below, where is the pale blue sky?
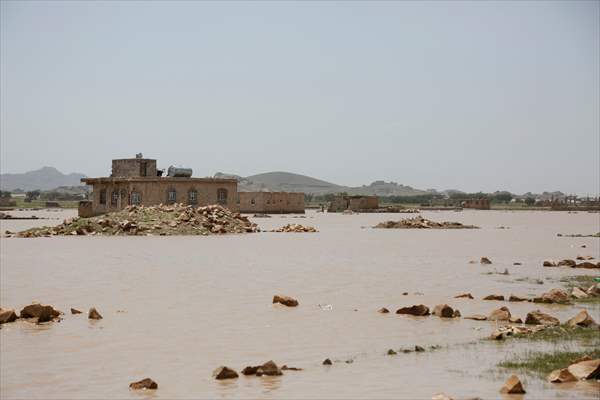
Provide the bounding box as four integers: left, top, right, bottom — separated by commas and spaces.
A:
1, 1, 598, 194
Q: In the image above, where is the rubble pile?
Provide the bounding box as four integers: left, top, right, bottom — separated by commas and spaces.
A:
15, 204, 259, 237
373, 216, 478, 229
271, 224, 318, 233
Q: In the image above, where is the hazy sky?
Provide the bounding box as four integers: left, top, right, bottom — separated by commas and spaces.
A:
1, 1, 598, 194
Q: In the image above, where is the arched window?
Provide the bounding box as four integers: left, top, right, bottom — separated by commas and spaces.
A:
217, 188, 228, 205
167, 188, 176, 204
188, 189, 198, 205
131, 191, 141, 205
99, 189, 107, 205
111, 190, 119, 206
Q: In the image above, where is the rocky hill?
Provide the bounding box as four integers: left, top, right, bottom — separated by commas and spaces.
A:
0, 167, 86, 191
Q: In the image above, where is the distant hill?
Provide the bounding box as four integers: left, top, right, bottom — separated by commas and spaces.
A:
0, 167, 86, 191
215, 171, 429, 196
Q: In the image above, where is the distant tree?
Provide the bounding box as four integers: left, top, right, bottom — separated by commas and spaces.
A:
0, 191, 11, 198
524, 197, 536, 206
25, 190, 41, 201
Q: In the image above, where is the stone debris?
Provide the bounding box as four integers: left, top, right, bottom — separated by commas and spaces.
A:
256, 360, 283, 376
533, 288, 571, 304
395, 304, 430, 316
547, 368, 577, 383
213, 366, 239, 380
281, 365, 303, 371
509, 317, 523, 324
0, 308, 18, 324
483, 294, 504, 301
480, 257, 492, 265
508, 295, 528, 302
574, 261, 600, 269
567, 359, 600, 380
129, 378, 158, 390
88, 307, 103, 320
587, 283, 600, 297
566, 310, 597, 328
19, 303, 61, 323
488, 307, 511, 321
558, 259, 576, 267
499, 374, 526, 394
17, 204, 259, 237
490, 324, 546, 340
577, 255, 595, 260
432, 304, 460, 318
525, 310, 560, 326
387, 349, 397, 355
271, 224, 318, 233
513, 262, 522, 266
414, 345, 425, 352
273, 295, 299, 307
70, 308, 82, 314
377, 307, 390, 314
571, 287, 589, 299
454, 293, 474, 299
373, 216, 479, 229
543, 260, 558, 267
322, 358, 332, 365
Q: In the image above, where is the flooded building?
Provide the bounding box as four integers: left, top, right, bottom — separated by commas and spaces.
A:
238, 192, 305, 214
462, 198, 490, 210
79, 155, 237, 217
328, 195, 379, 212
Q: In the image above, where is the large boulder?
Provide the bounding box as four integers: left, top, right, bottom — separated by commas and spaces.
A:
273, 295, 299, 307
432, 304, 457, 318
396, 304, 430, 316
488, 307, 511, 321
213, 366, 239, 380
499, 374, 526, 394
525, 310, 560, 326
566, 310, 597, 328
129, 378, 158, 390
567, 359, 600, 380
533, 288, 571, 304
547, 368, 577, 383
0, 308, 18, 324
19, 303, 61, 322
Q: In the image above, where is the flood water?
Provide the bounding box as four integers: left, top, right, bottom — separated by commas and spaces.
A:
1, 209, 599, 399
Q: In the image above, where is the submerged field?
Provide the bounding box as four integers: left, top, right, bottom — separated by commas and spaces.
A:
1, 209, 599, 399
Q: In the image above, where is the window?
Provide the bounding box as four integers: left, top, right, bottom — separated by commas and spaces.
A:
99, 189, 107, 205
111, 191, 119, 207
131, 191, 141, 205
188, 190, 198, 205
251, 198, 255, 205
217, 188, 228, 205
167, 188, 176, 204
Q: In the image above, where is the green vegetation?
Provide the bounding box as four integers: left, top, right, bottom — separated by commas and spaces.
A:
558, 275, 600, 303
510, 325, 600, 343
11, 197, 80, 209
498, 347, 600, 376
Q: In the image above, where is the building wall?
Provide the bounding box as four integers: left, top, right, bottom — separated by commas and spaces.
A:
111, 159, 157, 178
83, 179, 238, 216
462, 198, 490, 210
328, 195, 379, 212
238, 192, 305, 213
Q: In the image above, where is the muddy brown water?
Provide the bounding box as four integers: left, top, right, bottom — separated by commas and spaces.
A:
1, 209, 599, 399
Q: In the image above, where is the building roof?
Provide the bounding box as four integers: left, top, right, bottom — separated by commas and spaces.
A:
81, 177, 237, 184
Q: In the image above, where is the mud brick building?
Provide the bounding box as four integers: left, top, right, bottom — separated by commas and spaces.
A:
238, 192, 305, 214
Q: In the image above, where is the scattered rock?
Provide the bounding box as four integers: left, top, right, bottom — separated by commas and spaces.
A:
543, 260, 558, 267
483, 294, 504, 301
0, 308, 18, 324
566, 310, 597, 328
414, 345, 425, 352
453, 309, 461, 318
571, 287, 589, 299
508, 295, 528, 302
576, 255, 595, 261
396, 304, 430, 316
509, 317, 523, 324
373, 216, 479, 229
533, 288, 571, 304
213, 366, 239, 380
488, 307, 511, 321
558, 259, 576, 267
19, 303, 61, 322
88, 307, 103, 320
378, 307, 390, 314
129, 378, 158, 390
70, 308, 82, 314
587, 283, 600, 297
547, 368, 577, 383
513, 262, 522, 266
387, 349, 397, 355
574, 262, 599, 269
271, 224, 317, 233
525, 310, 560, 326
432, 304, 458, 318
281, 365, 303, 371
273, 295, 299, 307
322, 358, 332, 365
464, 314, 487, 321
567, 359, 600, 380
431, 393, 454, 400
480, 257, 492, 265
499, 374, 526, 394
256, 360, 282, 376
454, 293, 474, 299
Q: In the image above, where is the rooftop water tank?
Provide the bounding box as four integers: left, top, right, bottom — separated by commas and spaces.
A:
167, 166, 193, 178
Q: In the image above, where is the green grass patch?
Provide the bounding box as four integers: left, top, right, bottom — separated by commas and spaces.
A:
510, 325, 600, 343
498, 347, 600, 376
559, 275, 600, 303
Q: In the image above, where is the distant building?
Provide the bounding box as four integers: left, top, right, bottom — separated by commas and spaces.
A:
238, 192, 304, 214
79, 155, 238, 217
462, 198, 490, 210
328, 195, 379, 212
